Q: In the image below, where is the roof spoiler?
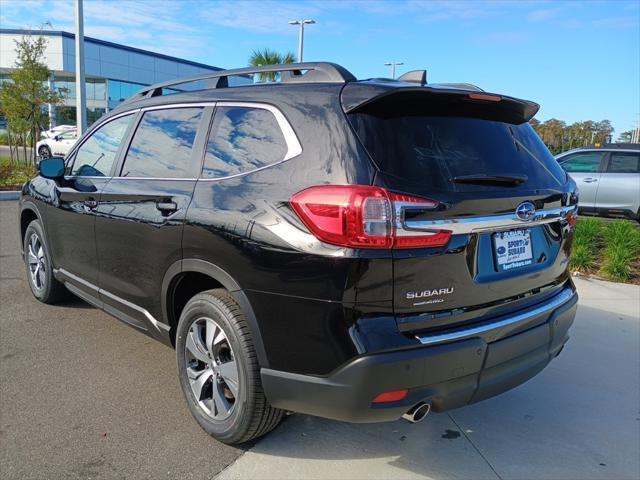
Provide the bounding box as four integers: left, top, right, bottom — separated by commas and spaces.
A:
342, 85, 539, 125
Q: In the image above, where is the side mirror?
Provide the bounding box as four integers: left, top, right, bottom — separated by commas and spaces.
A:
54, 135, 61, 141
39, 157, 66, 179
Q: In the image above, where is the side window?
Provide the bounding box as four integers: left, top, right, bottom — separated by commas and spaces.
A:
120, 107, 203, 178
560, 152, 604, 173
71, 114, 133, 177
202, 106, 288, 179
607, 152, 640, 173
60, 131, 77, 140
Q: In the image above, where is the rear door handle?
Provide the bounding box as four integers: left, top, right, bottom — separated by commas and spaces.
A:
156, 201, 178, 214
583, 178, 598, 183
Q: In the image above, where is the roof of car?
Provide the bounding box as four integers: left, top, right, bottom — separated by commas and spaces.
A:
108, 61, 539, 124
556, 145, 640, 157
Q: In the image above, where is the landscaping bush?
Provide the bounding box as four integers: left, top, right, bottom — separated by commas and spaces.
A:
0, 156, 36, 190
569, 218, 604, 271
569, 217, 639, 283
600, 221, 640, 282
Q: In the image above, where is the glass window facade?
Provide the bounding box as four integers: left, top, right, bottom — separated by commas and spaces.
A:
108, 80, 145, 104
55, 106, 107, 127
53, 76, 106, 101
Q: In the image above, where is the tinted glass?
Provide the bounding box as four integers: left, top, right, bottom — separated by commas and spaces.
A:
202, 107, 287, 178
560, 152, 604, 173
60, 131, 76, 140
71, 114, 133, 176
121, 108, 203, 178
349, 114, 566, 192
608, 152, 640, 173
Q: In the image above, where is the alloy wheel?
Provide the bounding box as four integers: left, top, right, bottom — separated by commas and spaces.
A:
184, 317, 239, 421
27, 233, 46, 291
38, 146, 51, 159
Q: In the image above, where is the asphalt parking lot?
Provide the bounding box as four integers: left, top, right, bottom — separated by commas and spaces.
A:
1, 200, 639, 480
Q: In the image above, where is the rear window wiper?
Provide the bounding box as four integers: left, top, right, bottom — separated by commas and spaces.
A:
452, 174, 528, 187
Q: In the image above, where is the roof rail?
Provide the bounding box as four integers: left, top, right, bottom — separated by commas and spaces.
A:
432, 82, 484, 92
130, 62, 356, 101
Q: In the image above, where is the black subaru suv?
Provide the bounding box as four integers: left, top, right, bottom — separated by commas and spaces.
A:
19, 63, 578, 444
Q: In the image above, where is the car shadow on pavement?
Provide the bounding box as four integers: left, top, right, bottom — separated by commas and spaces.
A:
223, 304, 639, 480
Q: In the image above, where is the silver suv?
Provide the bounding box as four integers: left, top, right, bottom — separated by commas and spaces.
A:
557, 145, 639, 221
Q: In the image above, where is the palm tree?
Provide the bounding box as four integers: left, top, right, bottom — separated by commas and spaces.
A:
248, 49, 296, 82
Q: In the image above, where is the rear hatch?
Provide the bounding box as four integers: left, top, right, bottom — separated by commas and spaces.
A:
343, 84, 577, 333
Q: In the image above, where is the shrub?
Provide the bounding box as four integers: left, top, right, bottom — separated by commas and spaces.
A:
569, 218, 604, 271
600, 221, 640, 282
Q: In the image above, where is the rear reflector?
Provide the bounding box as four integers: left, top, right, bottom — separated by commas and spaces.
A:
372, 389, 409, 404
290, 185, 451, 250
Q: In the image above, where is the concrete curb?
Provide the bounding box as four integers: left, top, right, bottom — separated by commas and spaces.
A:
0, 191, 20, 201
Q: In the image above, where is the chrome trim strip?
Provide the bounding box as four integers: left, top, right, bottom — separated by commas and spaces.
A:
214, 101, 302, 161
64, 109, 141, 165
99, 288, 171, 332
64, 102, 302, 183
401, 205, 577, 235
56, 268, 171, 332
415, 288, 575, 346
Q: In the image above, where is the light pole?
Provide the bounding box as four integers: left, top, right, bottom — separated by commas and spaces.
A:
384, 61, 404, 79
74, 0, 87, 134
288, 19, 315, 63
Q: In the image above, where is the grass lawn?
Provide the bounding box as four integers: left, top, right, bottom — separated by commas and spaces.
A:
0, 155, 36, 190
570, 217, 640, 284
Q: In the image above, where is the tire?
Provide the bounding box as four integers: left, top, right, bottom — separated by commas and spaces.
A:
23, 220, 69, 304
176, 289, 283, 444
38, 145, 51, 159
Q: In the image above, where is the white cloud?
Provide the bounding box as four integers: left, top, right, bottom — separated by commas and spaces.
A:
527, 7, 561, 22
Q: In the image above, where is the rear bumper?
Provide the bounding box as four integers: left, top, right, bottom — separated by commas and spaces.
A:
261, 287, 578, 423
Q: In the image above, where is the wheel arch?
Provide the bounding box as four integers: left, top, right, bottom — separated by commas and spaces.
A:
19, 203, 44, 254
162, 258, 269, 368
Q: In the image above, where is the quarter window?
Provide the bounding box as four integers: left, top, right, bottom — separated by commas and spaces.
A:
607, 152, 640, 173
120, 107, 203, 178
71, 114, 133, 177
202, 106, 288, 179
560, 152, 604, 173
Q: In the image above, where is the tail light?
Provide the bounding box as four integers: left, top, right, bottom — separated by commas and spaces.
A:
289, 185, 451, 249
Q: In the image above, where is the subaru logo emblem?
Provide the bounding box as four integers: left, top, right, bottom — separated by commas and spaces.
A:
516, 202, 536, 221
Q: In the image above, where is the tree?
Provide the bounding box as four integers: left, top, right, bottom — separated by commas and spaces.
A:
617, 130, 633, 143
248, 49, 296, 82
528, 117, 616, 154
0, 30, 66, 164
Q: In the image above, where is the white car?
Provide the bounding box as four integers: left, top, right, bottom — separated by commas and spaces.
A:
36, 129, 78, 158
556, 145, 640, 221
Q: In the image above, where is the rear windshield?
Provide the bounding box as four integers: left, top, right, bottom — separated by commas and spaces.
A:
349, 114, 567, 192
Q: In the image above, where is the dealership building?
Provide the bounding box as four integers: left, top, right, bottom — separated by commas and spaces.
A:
0, 28, 245, 127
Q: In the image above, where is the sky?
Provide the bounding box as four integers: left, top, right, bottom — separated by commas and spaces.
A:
1, 0, 639, 135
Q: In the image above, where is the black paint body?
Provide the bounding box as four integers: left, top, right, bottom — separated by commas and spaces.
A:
19, 76, 579, 421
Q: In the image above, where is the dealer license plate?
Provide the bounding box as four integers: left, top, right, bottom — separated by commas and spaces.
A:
493, 229, 533, 272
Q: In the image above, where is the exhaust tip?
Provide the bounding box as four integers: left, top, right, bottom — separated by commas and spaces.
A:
402, 402, 431, 423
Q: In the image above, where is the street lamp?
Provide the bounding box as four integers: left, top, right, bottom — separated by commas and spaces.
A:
75, 0, 87, 134
384, 61, 404, 79
289, 19, 315, 63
